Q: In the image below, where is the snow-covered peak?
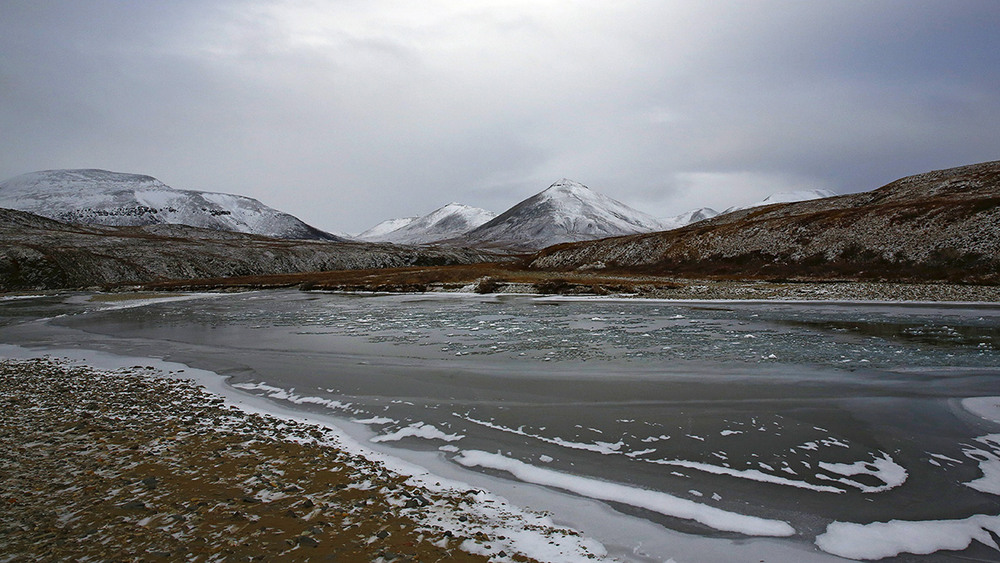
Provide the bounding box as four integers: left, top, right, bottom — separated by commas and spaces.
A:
724, 189, 837, 213
421, 202, 494, 226
357, 217, 418, 240
463, 179, 664, 250
358, 202, 496, 244
0, 169, 342, 241
540, 179, 590, 197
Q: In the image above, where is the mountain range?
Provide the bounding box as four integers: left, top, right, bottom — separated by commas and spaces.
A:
0, 169, 343, 241
359, 181, 835, 250
0, 208, 496, 291
0, 168, 838, 252
0, 161, 996, 289
530, 161, 1000, 283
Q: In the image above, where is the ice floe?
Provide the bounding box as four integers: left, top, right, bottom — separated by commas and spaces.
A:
230, 381, 352, 411
371, 422, 464, 443
962, 434, 1000, 495
816, 452, 908, 493
816, 514, 1000, 560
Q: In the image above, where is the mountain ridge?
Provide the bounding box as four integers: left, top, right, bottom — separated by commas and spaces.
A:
0, 207, 498, 291
0, 169, 342, 241
528, 161, 1000, 283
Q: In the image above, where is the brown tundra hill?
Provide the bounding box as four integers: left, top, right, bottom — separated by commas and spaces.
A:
529, 161, 1000, 283
0, 208, 499, 291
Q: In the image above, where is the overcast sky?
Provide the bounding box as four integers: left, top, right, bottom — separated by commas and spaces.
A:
2, 1, 999, 233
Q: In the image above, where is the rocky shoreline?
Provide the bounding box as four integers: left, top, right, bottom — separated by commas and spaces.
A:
151, 276, 1000, 304
0, 357, 601, 562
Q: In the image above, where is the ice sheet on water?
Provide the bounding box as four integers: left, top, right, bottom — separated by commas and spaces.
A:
459, 415, 624, 455
454, 449, 796, 537
185, 292, 1000, 368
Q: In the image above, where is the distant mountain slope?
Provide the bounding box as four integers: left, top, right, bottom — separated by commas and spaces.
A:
529, 162, 1000, 283
0, 169, 342, 241
360, 203, 496, 244
462, 179, 664, 250
658, 207, 718, 231
358, 217, 418, 240
0, 208, 500, 291
722, 189, 838, 214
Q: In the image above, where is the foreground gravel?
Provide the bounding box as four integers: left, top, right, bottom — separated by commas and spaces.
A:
0, 358, 577, 562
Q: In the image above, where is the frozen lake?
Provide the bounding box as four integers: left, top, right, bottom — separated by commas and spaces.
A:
3, 290, 1000, 561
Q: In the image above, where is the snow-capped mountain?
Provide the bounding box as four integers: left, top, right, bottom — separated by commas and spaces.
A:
357, 217, 418, 240
359, 203, 496, 245
658, 207, 719, 231
723, 189, 838, 214
530, 161, 1000, 282
0, 169, 342, 241
462, 179, 664, 250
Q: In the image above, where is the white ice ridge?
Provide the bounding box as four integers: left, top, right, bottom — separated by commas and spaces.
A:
230, 381, 351, 410
815, 514, 1000, 560
816, 452, 908, 493
371, 422, 464, 443
641, 458, 845, 494
458, 415, 624, 454
352, 416, 396, 425
454, 450, 796, 537
94, 292, 224, 311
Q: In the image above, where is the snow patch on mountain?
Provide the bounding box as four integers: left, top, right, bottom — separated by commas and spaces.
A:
724, 189, 838, 214
463, 179, 665, 250
358, 217, 418, 240
359, 203, 496, 245
0, 169, 341, 241
659, 207, 719, 231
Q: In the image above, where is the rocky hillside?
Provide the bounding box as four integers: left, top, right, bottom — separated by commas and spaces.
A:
658, 207, 718, 231
529, 161, 1000, 283
0, 209, 498, 291
0, 169, 342, 241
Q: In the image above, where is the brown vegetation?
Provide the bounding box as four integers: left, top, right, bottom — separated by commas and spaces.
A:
0, 358, 556, 562
530, 161, 1000, 284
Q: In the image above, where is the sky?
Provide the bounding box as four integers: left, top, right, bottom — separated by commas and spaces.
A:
2, 1, 999, 234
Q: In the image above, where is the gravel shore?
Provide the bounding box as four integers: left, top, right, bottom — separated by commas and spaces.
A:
0, 358, 599, 562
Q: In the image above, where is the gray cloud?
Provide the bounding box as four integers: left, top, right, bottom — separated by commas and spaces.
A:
2, 1, 998, 233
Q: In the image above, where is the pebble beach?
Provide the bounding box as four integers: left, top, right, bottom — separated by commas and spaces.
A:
0, 357, 601, 562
